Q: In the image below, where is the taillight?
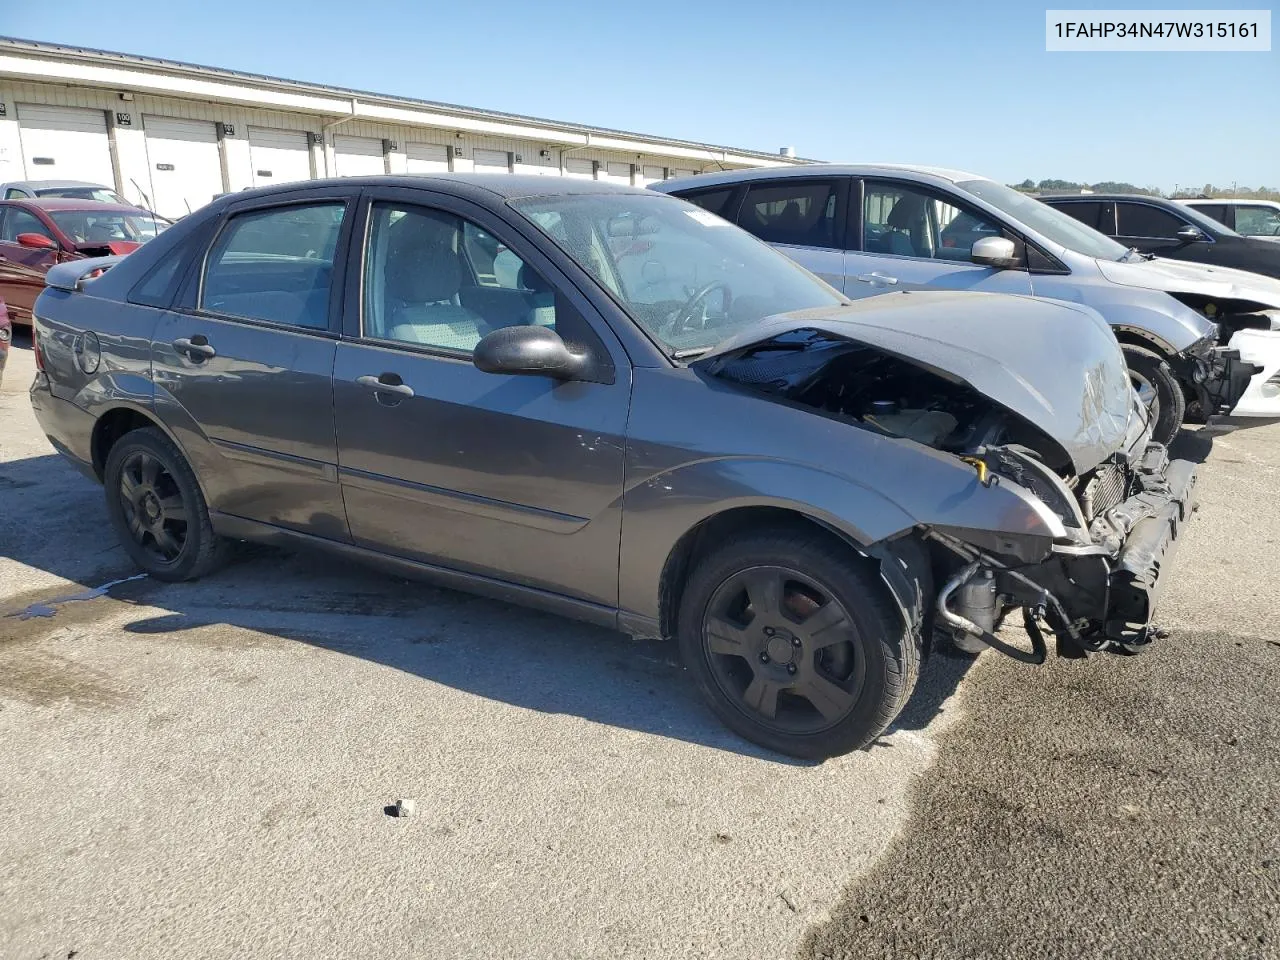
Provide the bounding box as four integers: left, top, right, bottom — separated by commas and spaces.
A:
32, 333, 44, 371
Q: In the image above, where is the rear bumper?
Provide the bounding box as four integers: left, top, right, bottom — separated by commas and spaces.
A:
30, 374, 98, 481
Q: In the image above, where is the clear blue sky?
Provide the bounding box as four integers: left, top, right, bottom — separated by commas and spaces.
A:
7, 0, 1278, 190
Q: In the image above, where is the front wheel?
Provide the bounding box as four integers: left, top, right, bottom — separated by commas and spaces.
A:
103, 426, 228, 582
677, 525, 918, 759
1123, 345, 1185, 445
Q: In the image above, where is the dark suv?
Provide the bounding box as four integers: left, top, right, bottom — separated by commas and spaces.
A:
1040, 193, 1280, 281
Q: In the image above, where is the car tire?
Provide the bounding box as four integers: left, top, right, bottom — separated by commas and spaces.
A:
1123, 345, 1185, 446
103, 426, 228, 582
676, 524, 918, 759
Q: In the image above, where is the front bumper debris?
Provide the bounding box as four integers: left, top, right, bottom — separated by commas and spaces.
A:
936, 441, 1197, 659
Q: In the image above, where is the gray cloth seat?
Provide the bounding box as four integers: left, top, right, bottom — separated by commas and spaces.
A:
885, 195, 929, 257
380, 215, 487, 350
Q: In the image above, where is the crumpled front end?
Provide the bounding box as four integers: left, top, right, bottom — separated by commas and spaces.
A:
934, 411, 1198, 659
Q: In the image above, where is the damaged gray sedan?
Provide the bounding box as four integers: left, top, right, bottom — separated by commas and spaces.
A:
30, 177, 1195, 759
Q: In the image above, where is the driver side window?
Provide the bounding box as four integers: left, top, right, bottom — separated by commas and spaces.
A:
363, 202, 558, 353
863, 183, 1004, 262
1, 208, 55, 244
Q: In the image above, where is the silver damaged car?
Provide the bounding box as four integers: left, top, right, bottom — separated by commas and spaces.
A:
30, 177, 1196, 758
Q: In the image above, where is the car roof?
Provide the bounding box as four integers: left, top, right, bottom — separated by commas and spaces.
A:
1181, 197, 1280, 207
218, 173, 660, 207
654, 163, 989, 193
1041, 193, 1176, 204
0, 180, 110, 191
0, 197, 144, 213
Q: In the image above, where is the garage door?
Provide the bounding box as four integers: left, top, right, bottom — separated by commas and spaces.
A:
406, 143, 449, 174
473, 149, 511, 174
144, 116, 224, 218
16, 104, 115, 186
249, 127, 312, 187
671, 168, 696, 179
638, 165, 665, 186
601, 162, 632, 185
564, 158, 594, 180
334, 136, 385, 177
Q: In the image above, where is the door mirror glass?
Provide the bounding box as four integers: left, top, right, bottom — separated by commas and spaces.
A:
473, 325, 587, 380
970, 236, 1019, 268
1176, 224, 1208, 243
16, 232, 57, 250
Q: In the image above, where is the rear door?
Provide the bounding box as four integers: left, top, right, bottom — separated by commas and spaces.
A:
152, 187, 356, 539
843, 179, 1034, 300
0, 204, 62, 324
733, 177, 849, 290
331, 186, 630, 608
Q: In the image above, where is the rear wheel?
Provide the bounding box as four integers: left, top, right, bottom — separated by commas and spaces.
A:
677, 525, 918, 759
103, 427, 228, 582
1123, 345, 1185, 446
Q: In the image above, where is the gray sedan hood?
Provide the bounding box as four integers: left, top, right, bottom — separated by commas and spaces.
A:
693, 290, 1134, 474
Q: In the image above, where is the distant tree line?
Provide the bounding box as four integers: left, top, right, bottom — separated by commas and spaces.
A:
1012, 178, 1279, 200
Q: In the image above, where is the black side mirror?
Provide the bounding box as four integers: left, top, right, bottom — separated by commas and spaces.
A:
1176, 224, 1208, 244
473, 325, 588, 380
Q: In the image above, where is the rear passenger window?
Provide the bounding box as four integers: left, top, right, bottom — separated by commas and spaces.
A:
739, 181, 841, 249
1116, 202, 1186, 239
201, 203, 344, 329
1051, 201, 1111, 233
680, 188, 734, 217
363, 202, 557, 353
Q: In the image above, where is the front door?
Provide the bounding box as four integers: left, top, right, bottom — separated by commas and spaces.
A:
333, 190, 630, 608
0, 205, 62, 324
844, 180, 1034, 300
152, 193, 354, 539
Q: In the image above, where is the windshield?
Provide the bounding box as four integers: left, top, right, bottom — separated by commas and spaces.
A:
1234, 205, 1280, 237
957, 179, 1130, 261
37, 186, 129, 204
48, 210, 154, 245
508, 193, 844, 355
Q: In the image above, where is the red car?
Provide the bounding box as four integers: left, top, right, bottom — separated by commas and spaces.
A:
0, 198, 153, 327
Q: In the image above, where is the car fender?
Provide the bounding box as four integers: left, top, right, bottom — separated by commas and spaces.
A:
1031, 275, 1212, 354
616, 454, 1062, 628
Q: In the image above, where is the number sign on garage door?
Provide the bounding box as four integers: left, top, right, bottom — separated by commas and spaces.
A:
334, 136, 385, 177
144, 116, 224, 219
249, 127, 313, 187
406, 143, 449, 174
473, 149, 511, 173
16, 104, 115, 186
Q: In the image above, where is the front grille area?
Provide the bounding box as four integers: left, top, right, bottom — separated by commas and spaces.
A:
1083, 461, 1131, 521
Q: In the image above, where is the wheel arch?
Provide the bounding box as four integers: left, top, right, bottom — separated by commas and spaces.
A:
1112, 325, 1176, 358
655, 506, 927, 646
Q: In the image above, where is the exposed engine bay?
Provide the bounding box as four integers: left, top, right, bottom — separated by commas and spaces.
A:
703, 327, 1198, 662
707, 328, 1073, 469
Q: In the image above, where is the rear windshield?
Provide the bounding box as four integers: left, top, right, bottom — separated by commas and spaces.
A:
37, 187, 129, 204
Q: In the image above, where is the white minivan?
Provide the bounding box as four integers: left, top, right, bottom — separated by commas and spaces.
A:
654, 165, 1280, 439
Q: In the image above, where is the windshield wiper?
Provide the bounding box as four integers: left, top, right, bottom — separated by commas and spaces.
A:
672, 347, 712, 360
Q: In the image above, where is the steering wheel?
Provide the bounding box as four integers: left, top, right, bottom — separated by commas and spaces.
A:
666, 281, 732, 338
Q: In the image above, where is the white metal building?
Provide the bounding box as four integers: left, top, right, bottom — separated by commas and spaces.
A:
0, 38, 806, 219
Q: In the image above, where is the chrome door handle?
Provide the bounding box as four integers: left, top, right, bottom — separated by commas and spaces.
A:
172, 336, 216, 360
356, 374, 415, 398
854, 272, 899, 286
